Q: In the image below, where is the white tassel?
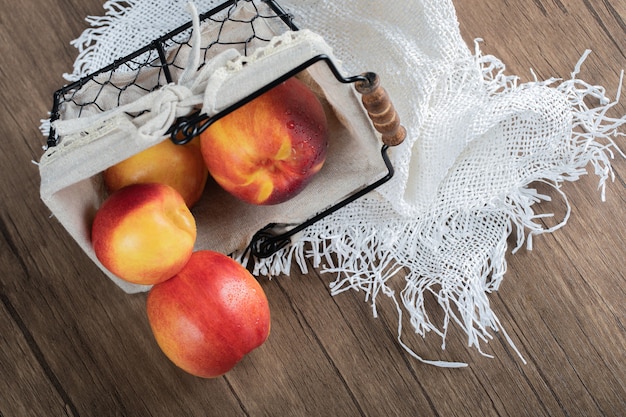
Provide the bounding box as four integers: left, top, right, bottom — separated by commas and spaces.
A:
65, 0, 139, 81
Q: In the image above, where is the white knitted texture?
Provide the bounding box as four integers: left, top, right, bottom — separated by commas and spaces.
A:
51, 0, 625, 366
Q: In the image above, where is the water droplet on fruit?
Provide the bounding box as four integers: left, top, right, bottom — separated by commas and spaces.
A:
286, 121, 295, 129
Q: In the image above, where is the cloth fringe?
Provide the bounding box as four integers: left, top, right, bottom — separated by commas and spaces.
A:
65, 0, 139, 81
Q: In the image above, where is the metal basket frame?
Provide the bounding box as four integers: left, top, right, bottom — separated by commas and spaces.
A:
47, 0, 401, 259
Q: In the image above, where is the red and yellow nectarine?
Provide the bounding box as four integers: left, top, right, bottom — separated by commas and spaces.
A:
200, 76, 328, 205
103, 137, 208, 208
91, 183, 196, 285
146, 250, 271, 378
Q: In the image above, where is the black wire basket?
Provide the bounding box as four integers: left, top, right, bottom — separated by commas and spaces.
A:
46, 0, 406, 264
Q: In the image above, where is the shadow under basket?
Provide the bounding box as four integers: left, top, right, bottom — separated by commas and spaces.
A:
40, 0, 406, 293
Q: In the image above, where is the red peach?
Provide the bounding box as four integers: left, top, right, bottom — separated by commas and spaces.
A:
146, 250, 271, 378
200, 77, 328, 205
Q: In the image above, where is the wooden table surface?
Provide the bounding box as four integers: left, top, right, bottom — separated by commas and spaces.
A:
1, 0, 624, 416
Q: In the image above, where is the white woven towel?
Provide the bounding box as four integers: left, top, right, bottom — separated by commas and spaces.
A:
42, 0, 625, 367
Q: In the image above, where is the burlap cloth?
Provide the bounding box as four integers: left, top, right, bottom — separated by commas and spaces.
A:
40, 0, 625, 367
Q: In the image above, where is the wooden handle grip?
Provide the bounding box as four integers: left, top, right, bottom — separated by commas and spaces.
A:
355, 72, 406, 146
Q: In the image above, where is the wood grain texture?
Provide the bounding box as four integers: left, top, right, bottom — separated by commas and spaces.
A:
0, 0, 624, 416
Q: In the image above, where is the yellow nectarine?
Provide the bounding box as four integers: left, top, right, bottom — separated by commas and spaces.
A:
103, 137, 208, 208
91, 183, 196, 285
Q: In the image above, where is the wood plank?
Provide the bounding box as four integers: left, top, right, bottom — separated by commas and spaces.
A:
499, 177, 626, 416
0, 294, 71, 417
